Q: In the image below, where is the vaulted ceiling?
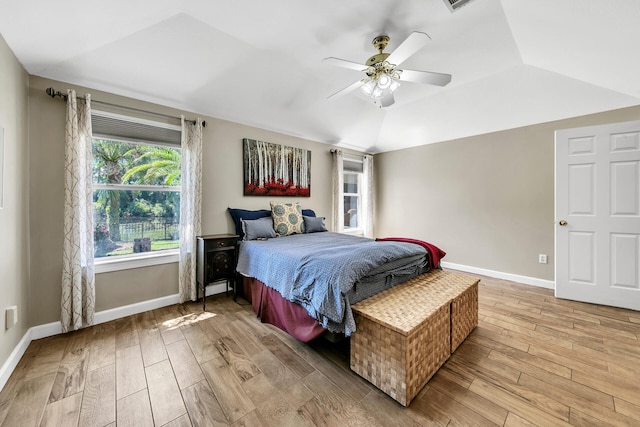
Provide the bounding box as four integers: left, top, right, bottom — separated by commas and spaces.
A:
2, 0, 639, 153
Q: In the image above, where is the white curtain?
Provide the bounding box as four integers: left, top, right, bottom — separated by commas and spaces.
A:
362, 154, 375, 238
61, 90, 95, 333
331, 149, 344, 232
178, 117, 203, 303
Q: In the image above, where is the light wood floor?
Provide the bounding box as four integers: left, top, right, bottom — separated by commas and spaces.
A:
1, 273, 639, 426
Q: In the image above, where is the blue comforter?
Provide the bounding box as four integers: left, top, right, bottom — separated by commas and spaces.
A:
236, 232, 427, 335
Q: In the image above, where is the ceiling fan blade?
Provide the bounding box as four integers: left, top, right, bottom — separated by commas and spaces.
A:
386, 31, 431, 67
327, 79, 364, 100
379, 91, 395, 108
322, 57, 368, 72
398, 69, 452, 86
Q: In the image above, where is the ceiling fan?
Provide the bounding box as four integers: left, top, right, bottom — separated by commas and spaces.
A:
323, 31, 451, 108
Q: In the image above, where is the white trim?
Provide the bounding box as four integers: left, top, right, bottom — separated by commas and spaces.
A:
204, 281, 230, 297
342, 228, 364, 237
0, 329, 32, 393
29, 321, 62, 341
93, 183, 180, 192
95, 251, 178, 273
94, 294, 181, 326
441, 261, 555, 289
1, 282, 229, 392
29, 293, 182, 341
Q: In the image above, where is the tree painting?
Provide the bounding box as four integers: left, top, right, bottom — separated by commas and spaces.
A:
243, 138, 311, 197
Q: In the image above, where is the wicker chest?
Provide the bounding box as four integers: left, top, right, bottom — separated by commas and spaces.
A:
350, 270, 479, 406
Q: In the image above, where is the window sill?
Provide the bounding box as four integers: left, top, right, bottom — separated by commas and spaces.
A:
95, 250, 179, 274
342, 228, 364, 237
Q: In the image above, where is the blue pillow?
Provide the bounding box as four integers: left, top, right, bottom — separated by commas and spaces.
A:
228, 207, 317, 239
241, 217, 277, 240
303, 216, 327, 233
228, 208, 271, 239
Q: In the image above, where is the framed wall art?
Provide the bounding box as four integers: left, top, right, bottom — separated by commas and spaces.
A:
243, 138, 310, 197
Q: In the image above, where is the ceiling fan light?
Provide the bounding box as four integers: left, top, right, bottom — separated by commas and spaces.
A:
360, 80, 375, 96
389, 80, 400, 92
372, 86, 385, 99
377, 73, 392, 89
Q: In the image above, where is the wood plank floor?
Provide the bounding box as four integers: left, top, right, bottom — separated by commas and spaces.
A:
1, 272, 639, 426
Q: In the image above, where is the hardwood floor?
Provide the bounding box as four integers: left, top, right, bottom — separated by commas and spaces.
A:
1, 273, 639, 426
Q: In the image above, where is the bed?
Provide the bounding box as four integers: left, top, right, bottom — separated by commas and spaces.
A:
229, 206, 445, 342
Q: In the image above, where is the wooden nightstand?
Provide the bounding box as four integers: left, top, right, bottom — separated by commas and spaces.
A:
196, 234, 239, 311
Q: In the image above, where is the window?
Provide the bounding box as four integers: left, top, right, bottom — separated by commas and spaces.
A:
343, 158, 363, 232
91, 111, 182, 262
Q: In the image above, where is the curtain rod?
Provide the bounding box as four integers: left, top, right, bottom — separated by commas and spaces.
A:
45, 87, 206, 127
330, 148, 373, 157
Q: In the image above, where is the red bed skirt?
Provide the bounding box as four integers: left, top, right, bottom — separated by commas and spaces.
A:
240, 276, 326, 342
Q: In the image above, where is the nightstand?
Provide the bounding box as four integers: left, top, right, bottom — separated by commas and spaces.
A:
196, 234, 239, 311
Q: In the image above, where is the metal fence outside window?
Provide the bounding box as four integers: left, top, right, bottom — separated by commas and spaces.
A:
118, 218, 179, 243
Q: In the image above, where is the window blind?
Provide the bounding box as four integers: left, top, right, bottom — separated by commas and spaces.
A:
344, 158, 363, 173
91, 110, 182, 147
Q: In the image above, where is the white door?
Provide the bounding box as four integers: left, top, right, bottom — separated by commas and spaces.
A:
555, 120, 640, 311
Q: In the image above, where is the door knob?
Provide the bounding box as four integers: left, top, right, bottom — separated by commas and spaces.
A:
559, 220, 568, 226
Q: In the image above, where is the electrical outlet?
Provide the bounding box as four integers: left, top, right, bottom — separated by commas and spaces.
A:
5, 306, 17, 330
538, 254, 547, 264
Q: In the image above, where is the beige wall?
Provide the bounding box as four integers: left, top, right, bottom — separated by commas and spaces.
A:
20, 69, 640, 329
28, 76, 338, 326
0, 35, 29, 370
376, 105, 640, 281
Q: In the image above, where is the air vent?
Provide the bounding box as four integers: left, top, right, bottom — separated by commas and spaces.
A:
443, 0, 474, 12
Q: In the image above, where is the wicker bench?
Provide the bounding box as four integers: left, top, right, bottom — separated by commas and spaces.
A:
350, 270, 479, 406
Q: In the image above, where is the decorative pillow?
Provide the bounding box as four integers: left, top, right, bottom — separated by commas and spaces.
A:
227, 208, 272, 239
303, 216, 327, 233
241, 217, 277, 241
270, 202, 304, 236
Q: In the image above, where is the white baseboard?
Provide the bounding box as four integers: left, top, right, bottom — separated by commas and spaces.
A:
0, 329, 33, 394
1, 282, 229, 392
205, 282, 229, 297
441, 261, 555, 290
93, 294, 181, 327
29, 293, 182, 341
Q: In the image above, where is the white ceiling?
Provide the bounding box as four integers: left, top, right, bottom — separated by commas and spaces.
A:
2, 0, 639, 153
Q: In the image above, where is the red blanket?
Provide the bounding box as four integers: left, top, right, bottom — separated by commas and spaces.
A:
375, 237, 446, 269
